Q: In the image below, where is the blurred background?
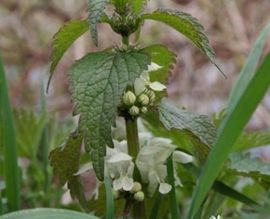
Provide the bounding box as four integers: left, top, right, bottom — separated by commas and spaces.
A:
1, 0, 270, 132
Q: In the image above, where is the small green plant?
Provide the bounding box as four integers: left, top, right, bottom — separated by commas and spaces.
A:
1, 1, 270, 219
46, 0, 270, 218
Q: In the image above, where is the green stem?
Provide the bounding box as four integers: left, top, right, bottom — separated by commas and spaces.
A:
122, 36, 129, 46
125, 117, 145, 219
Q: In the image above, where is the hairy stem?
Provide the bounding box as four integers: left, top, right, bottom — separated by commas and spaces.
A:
125, 117, 145, 219
122, 36, 129, 46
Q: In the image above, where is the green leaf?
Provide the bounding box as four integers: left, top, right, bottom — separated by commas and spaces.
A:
228, 153, 270, 179
87, 0, 110, 45
129, 0, 148, 13
143, 44, 176, 83
167, 155, 181, 219
104, 177, 114, 219
227, 23, 270, 110
156, 98, 217, 160
0, 54, 20, 211
13, 109, 47, 159
49, 130, 82, 185
0, 208, 99, 219
48, 20, 89, 90
69, 50, 150, 180
233, 130, 270, 152
188, 51, 270, 218
68, 176, 90, 212
143, 111, 209, 162
142, 9, 221, 71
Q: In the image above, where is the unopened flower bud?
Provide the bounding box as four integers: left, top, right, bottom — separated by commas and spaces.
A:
129, 106, 140, 116
138, 94, 149, 106
146, 90, 156, 103
140, 107, 148, 114
134, 191, 144, 202
131, 182, 142, 193
112, 190, 120, 199
123, 91, 136, 106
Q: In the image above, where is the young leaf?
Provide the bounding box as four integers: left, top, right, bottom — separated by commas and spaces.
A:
49, 130, 82, 185
69, 50, 150, 180
158, 98, 217, 151
0, 55, 20, 211
142, 9, 221, 71
143, 44, 176, 83
188, 51, 270, 218
87, 0, 110, 45
48, 20, 89, 90
129, 0, 148, 14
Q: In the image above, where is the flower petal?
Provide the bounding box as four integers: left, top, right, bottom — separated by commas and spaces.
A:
173, 151, 193, 163
159, 183, 172, 194
149, 82, 166, 91
113, 178, 123, 191
122, 176, 134, 191
134, 77, 147, 95
148, 62, 162, 72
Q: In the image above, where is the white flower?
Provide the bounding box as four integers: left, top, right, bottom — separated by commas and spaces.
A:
134, 62, 166, 95
106, 140, 134, 191
210, 215, 222, 219
136, 137, 175, 195
173, 151, 193, 164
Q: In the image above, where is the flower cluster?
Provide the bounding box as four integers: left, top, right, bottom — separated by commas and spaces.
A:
104, 133, 193, 199
121, 62, 166, 117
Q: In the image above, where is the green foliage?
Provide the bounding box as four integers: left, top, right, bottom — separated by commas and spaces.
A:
233, 130, 270, 152
49, 130, 82, 185
0, 55, 20, 212
143, 44, 176, 83
228, 153, 270, 181
48, 20, 89, 89
13, 109, 47, 159
129, 0, 148, 13
87, 0, 110, 45
69, 50, 150, 180
104, 177, 114, 219
0, 208, 98, 219
188, 51, 270, 218
142, 9, 221, 71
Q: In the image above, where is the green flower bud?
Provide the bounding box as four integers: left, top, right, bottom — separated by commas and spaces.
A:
140, 107, 148, 114
134, 191, 144, 202
138, 94, 150, 106
129, 106, 140, 116
123, 91, 136, 106
146, 90, 156, 103
112, 190, 120, 199
131, 182, 142, 193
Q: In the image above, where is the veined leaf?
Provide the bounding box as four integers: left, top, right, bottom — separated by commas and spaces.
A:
69, 50, 150, 180
143, 44, 176, 83
49, 130, 82, 185
129, 0, 148, 13
142, 9, 221, 71
48, 20, 89, 90
158, 98, 217, 154
87, 0, 110, 45
233, 130, 270, 152
228, 153, 270, 180
188, 51, 270, 218
0, 208, 98, 219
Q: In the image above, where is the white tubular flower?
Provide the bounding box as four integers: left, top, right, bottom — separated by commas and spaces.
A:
136, 137, 175, 196
107, 152, 134, 191
173, 151, 193, 164
134, 62, 166, 95
106, 140, 134, 191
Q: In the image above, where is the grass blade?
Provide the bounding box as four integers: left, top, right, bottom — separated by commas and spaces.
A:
149, 194, 162, 219
167, 155, 181, 219
0, 54, 20, 211
188, 51, 270, 218
104, 177, 114, 219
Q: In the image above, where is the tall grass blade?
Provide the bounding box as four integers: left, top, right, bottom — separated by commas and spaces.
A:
188, 50, 270, 218
167, 155, 181, 219
104, 177, 114, 219
0, 54, 20, 211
